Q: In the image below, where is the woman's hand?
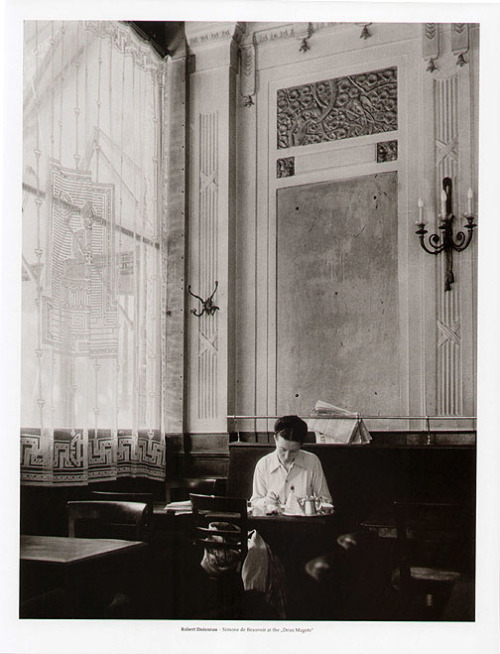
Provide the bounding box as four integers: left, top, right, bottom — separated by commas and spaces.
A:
266, 491, 280, 503
264, 491, 281, 514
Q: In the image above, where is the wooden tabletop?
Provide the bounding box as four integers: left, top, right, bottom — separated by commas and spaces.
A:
158, 501, 334, 518
157, 502, 336, 525
20, 534, 147, 565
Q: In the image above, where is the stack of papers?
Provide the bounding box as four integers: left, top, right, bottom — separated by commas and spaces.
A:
163, 500, 192, 514
307, 400, 372, 445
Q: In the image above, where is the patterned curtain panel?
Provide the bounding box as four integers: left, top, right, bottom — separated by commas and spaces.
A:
22, 21, 167, 485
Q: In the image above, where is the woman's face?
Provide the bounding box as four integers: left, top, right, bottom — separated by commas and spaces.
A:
274, 435, 301, 467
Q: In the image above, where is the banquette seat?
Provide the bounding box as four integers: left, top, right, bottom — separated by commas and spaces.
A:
227, 442, 476, 530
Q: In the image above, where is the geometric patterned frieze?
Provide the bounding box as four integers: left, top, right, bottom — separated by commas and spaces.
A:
20, 429, 166, 485
277, 67, 397, 149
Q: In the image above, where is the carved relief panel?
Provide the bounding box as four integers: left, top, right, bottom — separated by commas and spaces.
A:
277, 66, 397, 149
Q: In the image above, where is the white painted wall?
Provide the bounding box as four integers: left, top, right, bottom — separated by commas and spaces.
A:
184, 22, 479, 435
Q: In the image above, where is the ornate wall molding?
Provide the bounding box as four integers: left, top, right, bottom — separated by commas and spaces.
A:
422, 23, 439, 72
85, 21, 165, 81
240, 42, 255, 102
451, 23, 469, 66
422, 23, 471, 71
277, 157, 295, 178
277, 67, 398, 149
251, 21, 350, 46
376, 139, 398, 162
253, 24, 297, 45
186, 22, 246, 48
434, 75, 462, 415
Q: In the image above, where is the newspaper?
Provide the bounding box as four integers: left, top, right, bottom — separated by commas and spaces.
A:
307, 400, 372, 444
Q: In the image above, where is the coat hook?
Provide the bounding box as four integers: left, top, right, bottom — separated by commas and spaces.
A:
187, 281, 220, 317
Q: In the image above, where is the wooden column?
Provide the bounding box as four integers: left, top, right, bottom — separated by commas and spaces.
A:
163, 44, 188, 438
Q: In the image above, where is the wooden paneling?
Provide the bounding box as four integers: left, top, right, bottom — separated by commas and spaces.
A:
276, 172, 399, 416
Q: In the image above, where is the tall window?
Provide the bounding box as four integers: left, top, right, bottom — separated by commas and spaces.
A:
22, 21, 166, 484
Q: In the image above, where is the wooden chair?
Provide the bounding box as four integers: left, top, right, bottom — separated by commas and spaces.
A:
167, 477, 227, 502
65, 501, 151, 617
187, 493, 249, 618
67, 500, 151, 541
90, 490, 155, 505
190, 493, 248, 559
392, 501, 474, 620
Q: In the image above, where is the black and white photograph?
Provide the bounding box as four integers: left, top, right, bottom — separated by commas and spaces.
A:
1, 2, 500, 653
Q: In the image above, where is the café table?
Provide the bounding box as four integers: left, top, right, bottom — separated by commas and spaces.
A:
360, 506, 399, 539
246, 505, 338, 560
154, 501, 338, 620
155, 502, 338, 575
21, 534, 147, 564
20, 535, 147, 618
155, 501, 338, 549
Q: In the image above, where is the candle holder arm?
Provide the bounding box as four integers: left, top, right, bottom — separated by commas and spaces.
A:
450, 215, 477, 252
415, 224, 446, 255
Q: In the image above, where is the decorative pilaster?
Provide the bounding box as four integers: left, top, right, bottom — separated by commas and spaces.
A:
434, 74, 462, 416
197, 111, 219, 420
185, 22, 242, 433
434, 75, 462, 415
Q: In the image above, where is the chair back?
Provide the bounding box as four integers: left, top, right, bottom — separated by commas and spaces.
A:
393, 501, 474, 593
168, 478, 227, 502
90, 491, 155, 505
190, 494, 249, 562
67, 500, 151, 541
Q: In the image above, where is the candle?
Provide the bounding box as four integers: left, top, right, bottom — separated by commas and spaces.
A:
440, 190, 447, 217
417, 197, 424, 224
467, 188, 473, 214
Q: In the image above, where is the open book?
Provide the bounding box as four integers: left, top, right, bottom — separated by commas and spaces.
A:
307, 400, 372, 445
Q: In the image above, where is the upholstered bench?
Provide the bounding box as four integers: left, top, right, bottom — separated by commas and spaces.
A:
227, 442, 476, 531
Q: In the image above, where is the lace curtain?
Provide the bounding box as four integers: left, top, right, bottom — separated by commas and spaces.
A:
21, 21, 167, 485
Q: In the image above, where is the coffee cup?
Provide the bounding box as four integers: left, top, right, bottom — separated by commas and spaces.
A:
304, 498, 317, 515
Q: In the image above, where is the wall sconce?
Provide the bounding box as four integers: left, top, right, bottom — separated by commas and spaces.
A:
415, 178, 476, 292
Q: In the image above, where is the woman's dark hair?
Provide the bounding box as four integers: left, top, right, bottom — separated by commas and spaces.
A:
274, 415, 307, 444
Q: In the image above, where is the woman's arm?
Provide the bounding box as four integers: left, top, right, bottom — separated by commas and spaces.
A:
250, 459, 269, 509
311, 458, 332, 503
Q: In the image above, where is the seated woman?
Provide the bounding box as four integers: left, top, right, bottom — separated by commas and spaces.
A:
250, 415, 332, 511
